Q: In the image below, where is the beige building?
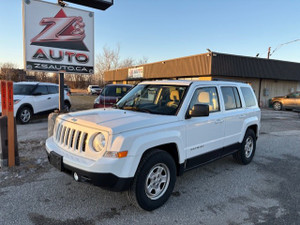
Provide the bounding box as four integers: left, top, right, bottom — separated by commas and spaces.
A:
104, 52, 300, 107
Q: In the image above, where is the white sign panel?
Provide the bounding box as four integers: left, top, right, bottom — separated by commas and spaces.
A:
23, 0, 94, 74
128, 67, 144, 79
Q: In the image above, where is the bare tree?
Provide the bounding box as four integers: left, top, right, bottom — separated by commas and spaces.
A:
0, 62, 21, 81
95, 45, 148, 86
136, 56, 149, 65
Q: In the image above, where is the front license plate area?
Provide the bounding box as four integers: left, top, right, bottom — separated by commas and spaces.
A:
49, 151, 64, 171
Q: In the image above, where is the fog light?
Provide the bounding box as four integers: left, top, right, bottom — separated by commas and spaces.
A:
73, 172, 79, 181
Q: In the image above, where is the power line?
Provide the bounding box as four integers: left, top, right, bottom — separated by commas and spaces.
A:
270, 39, 300, 57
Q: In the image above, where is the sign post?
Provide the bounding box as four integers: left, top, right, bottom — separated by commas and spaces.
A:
1, 81, 8, 117
0, 80, 16, 167
6, 81, 15, 167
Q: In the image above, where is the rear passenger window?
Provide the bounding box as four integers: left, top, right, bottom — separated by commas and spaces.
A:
48, 86, 59, 94
241, 87, 256, 107
221, 87, 242, 110
189, 87, 220, 112
33, 85, 48, 95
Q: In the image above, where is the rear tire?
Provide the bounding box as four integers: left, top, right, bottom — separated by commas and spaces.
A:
273, 101, 282, 111
17, 107, 32, 124
128, 149, 176, 211
233, 129, 256, 165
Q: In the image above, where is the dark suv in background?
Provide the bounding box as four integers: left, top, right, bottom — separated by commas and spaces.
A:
94, 84, 133, 108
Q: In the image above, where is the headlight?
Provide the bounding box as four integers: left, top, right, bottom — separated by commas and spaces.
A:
94, 96, 100, 104
92, 132, 106, 152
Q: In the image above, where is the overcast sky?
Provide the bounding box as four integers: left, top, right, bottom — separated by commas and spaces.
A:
1, 0, 300, 68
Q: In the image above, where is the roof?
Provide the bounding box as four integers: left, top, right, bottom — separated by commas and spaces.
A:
140, 80, 193, 86
140, 79, 249, 86
15, 81, 58, 86
104, 52, 300, 82
211, 52, 300, 81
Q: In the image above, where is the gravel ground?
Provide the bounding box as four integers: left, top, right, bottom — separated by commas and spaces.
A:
0, 109, 299, 225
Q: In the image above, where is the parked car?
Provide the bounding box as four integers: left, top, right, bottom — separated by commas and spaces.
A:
94, 84, 133, 108
64, 85, 71, 95
271, 91, 300, 111
0, 82, 71, 124
87, 85, 101, 95
46, 80, 260, 211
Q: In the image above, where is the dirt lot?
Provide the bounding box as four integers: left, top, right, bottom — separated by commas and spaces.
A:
69, 94, 97, 111
0, 108, 299, 225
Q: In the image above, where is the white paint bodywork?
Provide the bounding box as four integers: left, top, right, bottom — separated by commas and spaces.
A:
46, 80, 261, 178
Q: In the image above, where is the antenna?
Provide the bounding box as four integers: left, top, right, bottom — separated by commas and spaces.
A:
103, 85, 106, 109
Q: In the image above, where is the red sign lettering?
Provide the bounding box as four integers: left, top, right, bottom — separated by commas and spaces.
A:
1, 81, 7, 112
7, 82, 13, 112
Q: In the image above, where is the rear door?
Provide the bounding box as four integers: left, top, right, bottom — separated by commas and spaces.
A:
31, 84, 52, 113
220, 86, 245, 147
47, 85, 59, 110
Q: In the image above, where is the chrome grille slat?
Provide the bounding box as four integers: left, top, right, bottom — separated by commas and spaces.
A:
81, 133, 88, 152
70, 129, 76, 149
54, 123, 92, 156
61, 126, 66, 144
59, 125, 65, 143
64, 128, 70, 146
75, 131, 82, 150
56, 123, 62, 141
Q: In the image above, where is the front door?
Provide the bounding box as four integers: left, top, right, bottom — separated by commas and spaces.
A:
185, 86, 225, 160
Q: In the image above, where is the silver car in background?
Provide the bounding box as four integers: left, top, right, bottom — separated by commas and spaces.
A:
271, 91, 300, 111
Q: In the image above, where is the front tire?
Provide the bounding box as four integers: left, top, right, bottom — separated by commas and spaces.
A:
64, 101, 71, 112
233, 129, 256, 165
17, 107, 32, 124
128, 149, 176, 211
273, 101, 282, 111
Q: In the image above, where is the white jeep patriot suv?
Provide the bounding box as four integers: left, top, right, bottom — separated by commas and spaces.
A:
46, 80, 260, 211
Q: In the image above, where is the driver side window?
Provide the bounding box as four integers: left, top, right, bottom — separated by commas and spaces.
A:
189, 87, 220, 112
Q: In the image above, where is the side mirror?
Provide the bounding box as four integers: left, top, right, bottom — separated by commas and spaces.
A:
189, 104, 209, 117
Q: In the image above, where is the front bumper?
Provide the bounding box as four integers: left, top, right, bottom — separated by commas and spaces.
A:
45, 137, 133, 191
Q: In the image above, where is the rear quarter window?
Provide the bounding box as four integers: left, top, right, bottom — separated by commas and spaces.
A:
241, 87, 257, 107
48, 85, 58, 94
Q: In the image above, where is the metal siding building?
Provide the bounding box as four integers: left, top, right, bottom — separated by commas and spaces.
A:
104, 52, 300, 107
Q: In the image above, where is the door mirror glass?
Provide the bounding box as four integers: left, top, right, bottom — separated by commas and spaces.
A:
189, 104, 209, 117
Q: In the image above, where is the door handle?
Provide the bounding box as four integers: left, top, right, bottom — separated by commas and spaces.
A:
47, 97, 51, 100
239, 114, 246, 118
215, 119, 224, 124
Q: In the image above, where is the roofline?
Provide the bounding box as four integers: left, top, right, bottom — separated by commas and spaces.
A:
107, 52, 211, 72
212, 51, 300, 64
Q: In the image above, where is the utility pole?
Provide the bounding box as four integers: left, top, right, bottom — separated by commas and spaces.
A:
267, 47, 271, 59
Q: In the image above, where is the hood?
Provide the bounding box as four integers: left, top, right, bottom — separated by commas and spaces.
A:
272, 96, 285, 99
59, 108, 179, 135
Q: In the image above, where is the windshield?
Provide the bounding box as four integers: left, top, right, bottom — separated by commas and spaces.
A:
13, 84, 36, 95
116, 84, 188, 115
101, 85, 131, 97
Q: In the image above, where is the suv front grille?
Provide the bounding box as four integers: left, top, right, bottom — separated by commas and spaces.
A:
55, 123, 88, 153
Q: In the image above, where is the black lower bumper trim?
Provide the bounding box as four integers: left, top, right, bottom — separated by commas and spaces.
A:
47, 151, 133, 192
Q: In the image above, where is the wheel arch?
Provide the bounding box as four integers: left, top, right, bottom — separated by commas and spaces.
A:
239, 118, 260, 143
140, 143, 181, 176
17, 103, 34, 115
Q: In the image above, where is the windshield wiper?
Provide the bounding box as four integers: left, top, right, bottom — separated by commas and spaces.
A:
122, 106, 152, 114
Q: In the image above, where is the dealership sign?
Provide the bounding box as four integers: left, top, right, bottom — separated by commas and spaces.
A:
128, 67, 144, 79
23, 0, 94, 74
